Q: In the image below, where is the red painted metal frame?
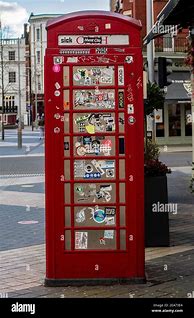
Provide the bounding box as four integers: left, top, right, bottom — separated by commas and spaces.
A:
45, 11, 144, 282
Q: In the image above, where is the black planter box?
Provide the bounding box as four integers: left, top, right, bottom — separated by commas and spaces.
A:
145, 175, 170, 247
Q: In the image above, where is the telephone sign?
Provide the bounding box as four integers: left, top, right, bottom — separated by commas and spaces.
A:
45, 11, 145, 285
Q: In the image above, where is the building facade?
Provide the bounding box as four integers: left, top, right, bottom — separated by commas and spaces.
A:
0, 36, 28, 126
111, 0, 192, 145
28, 13, 61, 120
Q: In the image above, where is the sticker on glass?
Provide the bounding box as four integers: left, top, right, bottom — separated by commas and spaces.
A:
75, 232, 88, 249
118, 90, 124, 109
75, 184, 113, 203
118, 66, 124, 86
74, 113, 115, 133
74, 89, 115, 109
104, 230, 114, 239
93, 208, 106, 223
76, 208, 86, 223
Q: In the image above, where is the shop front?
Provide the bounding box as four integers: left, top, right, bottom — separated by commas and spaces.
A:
155, 72, 192, 145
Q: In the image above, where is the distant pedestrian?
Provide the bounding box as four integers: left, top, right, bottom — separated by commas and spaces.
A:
38, 114, 45, 140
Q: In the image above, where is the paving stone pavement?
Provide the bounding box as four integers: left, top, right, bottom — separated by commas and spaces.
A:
0, 167, 194, 298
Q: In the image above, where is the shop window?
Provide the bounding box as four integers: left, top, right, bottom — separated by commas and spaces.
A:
168, 104, 181, 137
185, 104, 192, 136
155, 109, 165, 137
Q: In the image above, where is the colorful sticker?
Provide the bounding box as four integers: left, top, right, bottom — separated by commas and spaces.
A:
104, 230, 114, 239
52, 65, 61, 73
96, 48, 108, 54
54, 90, 60, 97
118, 90, 124, 109
67, 57, 78, 63
105, 217, 115, 225
125, 56, 134, 64
53, 56, 63, 64
104, 207, 116, 216
128, 104, 134, 114
128, 116, 136, 125
54, 127, 60, 134
55, 82, 61, 89
93, 209, 106, 223
75, 232, 88, 249
76, 208, 86, 223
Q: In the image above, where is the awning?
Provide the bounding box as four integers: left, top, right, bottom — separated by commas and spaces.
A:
164, 72, 191, 101
144, 0, 194, 45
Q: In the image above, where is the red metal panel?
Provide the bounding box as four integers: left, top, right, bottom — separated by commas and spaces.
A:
45, 11, 144, 284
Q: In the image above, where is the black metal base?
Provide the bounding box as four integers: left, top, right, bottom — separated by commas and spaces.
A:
45, 277, 146, 287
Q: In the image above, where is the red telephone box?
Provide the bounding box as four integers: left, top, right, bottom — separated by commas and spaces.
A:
45, 11, 145, 285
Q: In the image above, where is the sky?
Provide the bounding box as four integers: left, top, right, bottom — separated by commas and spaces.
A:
0, 0, 110, 37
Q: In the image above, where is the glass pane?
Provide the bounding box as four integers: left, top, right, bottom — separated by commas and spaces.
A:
73, 89, 115, 110
155, 109, 165, 137
65, 207, 71, 227
120, 206, 126, 226
63, 66, 69, 86
119, 160, 125, 179
119, 183, 126, 203
74, 230, 116, 250
63, 90, 70, 111
64, 137, 70, 156
73, 66, 115, 86
65, 230, 71, 250
168, 104, 181, 136
64, 183, 71, 204
74, 183, 116, 204
74, 159, 115, 180
64, 160, 70, 180
119, 137, 125, 155
73, 112, 116, 133
73, 135, 115, 157
185, 104, 192, 136
119, 113, 125, 133
64, 114, 69, 133
74, 206, 116, 227
120, 230, 126, 250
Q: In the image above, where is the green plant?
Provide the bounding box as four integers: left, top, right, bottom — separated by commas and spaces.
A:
144, 81, 165, 116
144, 139, 160, 161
